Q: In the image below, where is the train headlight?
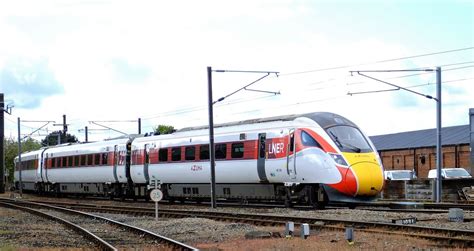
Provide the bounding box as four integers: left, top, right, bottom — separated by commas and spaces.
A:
329, 153, 348, 166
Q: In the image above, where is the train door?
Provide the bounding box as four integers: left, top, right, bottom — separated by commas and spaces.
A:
144, 144, 150, 184
257, 133, 268, 182
38, 150, 46, 182
113, 145, 119, 182
286, 129, 297, 179
43, 153, 49, 183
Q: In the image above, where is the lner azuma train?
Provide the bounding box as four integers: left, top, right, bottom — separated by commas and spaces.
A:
14, 112, 385, 208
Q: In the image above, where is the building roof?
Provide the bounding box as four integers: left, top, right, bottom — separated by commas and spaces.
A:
369, 125, 470, 151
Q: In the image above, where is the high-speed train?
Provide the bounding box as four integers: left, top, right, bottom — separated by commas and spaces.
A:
14, 112, 384, 208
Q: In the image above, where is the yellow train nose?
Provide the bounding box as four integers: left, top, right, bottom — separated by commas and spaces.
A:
350, 161, 384, 196
342, 152, 384, 196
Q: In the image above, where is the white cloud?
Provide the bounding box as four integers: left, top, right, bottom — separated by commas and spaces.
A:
1, 1, 472, 142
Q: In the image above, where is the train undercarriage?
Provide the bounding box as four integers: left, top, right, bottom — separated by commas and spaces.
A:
15, 181, 328, 209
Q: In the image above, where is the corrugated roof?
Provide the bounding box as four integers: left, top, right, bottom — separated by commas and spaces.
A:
369, 125, 470, 151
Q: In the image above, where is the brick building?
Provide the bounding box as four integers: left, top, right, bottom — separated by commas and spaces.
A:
369, 108, 474, 178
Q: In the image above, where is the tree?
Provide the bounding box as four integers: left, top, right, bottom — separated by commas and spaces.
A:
4, 137, 41, 183
41, 130, 79, 146
153, 125, 176, 135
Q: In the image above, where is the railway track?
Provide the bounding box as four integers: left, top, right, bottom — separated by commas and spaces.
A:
17, 199, 474, 248
0, 198, 197, 250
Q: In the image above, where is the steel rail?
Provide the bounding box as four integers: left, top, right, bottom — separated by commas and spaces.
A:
42, 201, 474, 247
0, 199, 197, 251
0, 201, 116, 250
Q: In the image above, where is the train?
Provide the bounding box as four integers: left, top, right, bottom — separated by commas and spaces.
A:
14, 112, 385, 208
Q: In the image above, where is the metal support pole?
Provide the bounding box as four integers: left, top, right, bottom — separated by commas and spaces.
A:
0, 93, 5, 194
85, 126, 88, 143
138, 118, 141, 134
207, 66, 217, 209
63, 114, 67, 134
17, 117, 22, 197
435, 67, 442, 203
155, 181, 158, 221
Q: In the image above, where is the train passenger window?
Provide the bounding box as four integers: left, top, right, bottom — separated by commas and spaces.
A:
200, 145, 209, 160
74, 156, 79, 166
62, 157, 67, 167
102, 153, 108, 165
68, 156, 74, 167
159, 149, 168, 162
171, 147, 181, 161
301, 131, 322, 148
231, 143, 244, 158
51, 158, 56, 168
215, 144, 227, 159
185, 146, 195, 161
80, 155, 86, 166
94, 154, 100, 165
87, 154, 93, 166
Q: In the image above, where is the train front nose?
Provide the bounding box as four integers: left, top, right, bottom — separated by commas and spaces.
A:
349, 161, 384, 196
343, 153, 384, 196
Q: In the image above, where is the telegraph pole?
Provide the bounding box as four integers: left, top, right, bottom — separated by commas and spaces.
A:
207, 67, 217, 208
138, 118, 142, 134
85, 126, 88, 142
17, 117, 22, 197
0, 94, 4, 193
435, 67, 442, 202
0, 94, 12, 194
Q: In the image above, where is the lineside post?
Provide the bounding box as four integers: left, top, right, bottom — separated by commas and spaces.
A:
435, 67, 442, 203
0, 94, 4, 193
207, 66, 217, 209
17, 117, 22, 197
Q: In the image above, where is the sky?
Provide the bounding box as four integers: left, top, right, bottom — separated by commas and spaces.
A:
0, 0, 473, 142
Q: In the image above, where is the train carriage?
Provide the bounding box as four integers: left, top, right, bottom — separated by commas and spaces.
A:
37, 137, 133, 196
129, 112, 384, 207
14, 149, 46, 191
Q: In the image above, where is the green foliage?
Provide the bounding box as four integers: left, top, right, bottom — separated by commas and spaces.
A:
40, 130, 78, 147
153, 125, 176, 135
3, 137, 41, 183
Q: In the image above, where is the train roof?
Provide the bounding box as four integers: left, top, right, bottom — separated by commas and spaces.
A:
178, 112, 357, 132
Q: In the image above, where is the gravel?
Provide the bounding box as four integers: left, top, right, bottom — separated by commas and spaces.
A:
2, 193, 473, 249
0, 206, 94, 249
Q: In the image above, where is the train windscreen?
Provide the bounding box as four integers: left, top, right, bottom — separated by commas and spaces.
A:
326, 126, 372, 153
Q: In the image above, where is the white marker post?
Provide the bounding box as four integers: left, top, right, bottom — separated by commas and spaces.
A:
150, 189, 163, 221
149, 179, 163, 221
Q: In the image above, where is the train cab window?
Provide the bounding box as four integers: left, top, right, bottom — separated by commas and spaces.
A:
200, 145, 209, 160
215, 144, 227, 159
87, 154, 93, 166
301, 131, 322, 149
102, 153, 108, 165
80, 155, 86, 166
159, 148, 168, 162
68, 156, 74, 167
185, 146, 195, 161
171, 147, 181, 161
231, 143, 244, 158
94, 154, 101, 165
73, 156, 78, 167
